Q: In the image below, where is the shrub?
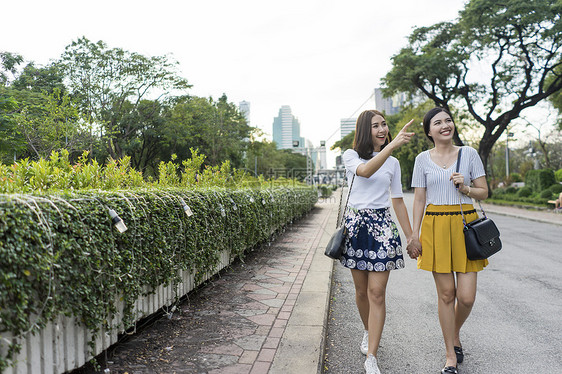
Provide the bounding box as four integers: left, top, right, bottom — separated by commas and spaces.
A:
510, 173, 523, 182
548, 183, 562, 194
517, 187, 533, 197
555, 169, 562, 182
505, 186, 517, 194
525, 169, 555, 192
318, 185, 333, 198
0, 187, 317, 370
492, 188, 506, 196
540, 189, 554, 199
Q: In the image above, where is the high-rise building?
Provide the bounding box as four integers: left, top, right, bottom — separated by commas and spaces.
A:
239, 101, 250, 125
272, 105, 304, 149
374, 88, 407, 115
340, 118, 356, 139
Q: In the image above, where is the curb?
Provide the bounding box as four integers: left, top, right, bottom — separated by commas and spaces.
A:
480, 203, 562, 226
270, 202, 337, 374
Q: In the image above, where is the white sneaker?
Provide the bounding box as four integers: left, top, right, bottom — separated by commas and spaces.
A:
364, 354, 381, 374
360, 330, 369, 355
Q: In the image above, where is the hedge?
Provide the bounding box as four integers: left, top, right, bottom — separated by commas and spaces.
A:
525, 169, 556, 192
0, 187, 317, 370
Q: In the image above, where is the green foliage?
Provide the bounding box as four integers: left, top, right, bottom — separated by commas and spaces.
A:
0, 91, 24, 163
0, 187, 317, 370
331, 130, 354, 152
0, 150, 144, 193
517, 186, 533, 197
555, 169, 562, 182
525, 169, 556, 192
510, 173, 523, 183
505, 186, 517, 194
56, 37, 192, 161
318, 185, 333, 198
548, 183, 562, 194
383, 0, 562, 171
0, 52, 24, 85
540, 189, 554, 199
244, 139, 308, 178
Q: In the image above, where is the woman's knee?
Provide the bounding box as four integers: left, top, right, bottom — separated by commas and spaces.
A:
438, 287, 456, 305
456, 292, 475, 309
355, 288, 368, 300
367, 286, 386, 305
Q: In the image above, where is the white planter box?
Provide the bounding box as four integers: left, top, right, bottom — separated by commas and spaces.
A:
1, 250, 231, 374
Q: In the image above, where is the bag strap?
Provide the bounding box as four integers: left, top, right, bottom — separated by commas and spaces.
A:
456, 147, 487, 227
336, 174, 355, 228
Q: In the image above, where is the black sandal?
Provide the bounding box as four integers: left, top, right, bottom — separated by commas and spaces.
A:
454, 346, 464, 363
441, 366, 458, 374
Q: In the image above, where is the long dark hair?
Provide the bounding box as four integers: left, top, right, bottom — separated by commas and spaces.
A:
353, 110, 392, 159
423, 107, 454, 144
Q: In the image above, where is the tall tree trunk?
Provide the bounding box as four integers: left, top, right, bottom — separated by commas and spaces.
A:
478, 137, 495, 197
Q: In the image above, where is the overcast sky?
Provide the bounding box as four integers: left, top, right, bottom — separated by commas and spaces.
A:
2, 0, 469, 166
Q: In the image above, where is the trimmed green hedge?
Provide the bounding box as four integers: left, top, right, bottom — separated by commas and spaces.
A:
0, 187, 317, 370
525, 169, 555, 192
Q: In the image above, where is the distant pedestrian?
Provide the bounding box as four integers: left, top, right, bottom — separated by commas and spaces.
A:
341, 110, 415, 374
407, 107, 489, 374
555, 192, 562, 209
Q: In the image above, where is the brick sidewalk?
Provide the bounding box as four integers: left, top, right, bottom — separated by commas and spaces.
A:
101, 201, 336, 374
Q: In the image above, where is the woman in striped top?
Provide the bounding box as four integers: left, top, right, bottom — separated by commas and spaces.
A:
407, 107, 488, 374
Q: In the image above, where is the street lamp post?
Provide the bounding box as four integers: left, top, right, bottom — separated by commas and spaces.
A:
505, 132, 514, 177
292, 140, 326, 185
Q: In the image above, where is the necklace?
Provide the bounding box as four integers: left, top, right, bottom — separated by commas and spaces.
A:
432, 148, 456, 169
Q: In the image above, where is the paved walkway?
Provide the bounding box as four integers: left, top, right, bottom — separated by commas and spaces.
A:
99, 194, 560, 374
103, 198, 338, 374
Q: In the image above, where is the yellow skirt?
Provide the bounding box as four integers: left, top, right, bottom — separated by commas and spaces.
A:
418, 204, 488, 273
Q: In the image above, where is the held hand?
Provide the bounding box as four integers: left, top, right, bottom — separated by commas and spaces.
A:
389, 119, 415, 150
406, 237, 422, 259
450, 172, 465, 190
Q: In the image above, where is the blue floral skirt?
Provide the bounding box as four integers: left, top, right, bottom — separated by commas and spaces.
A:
339, 207, 405, 272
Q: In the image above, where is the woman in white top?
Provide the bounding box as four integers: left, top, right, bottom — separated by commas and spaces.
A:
342, 110, 415, 374
408, 107, 488, 374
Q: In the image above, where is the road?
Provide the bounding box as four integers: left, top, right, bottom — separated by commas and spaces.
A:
323, 192, 562, 373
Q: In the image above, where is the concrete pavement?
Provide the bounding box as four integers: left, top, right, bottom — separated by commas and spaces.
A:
101, 197, 338, 374
99, 192, 560, 374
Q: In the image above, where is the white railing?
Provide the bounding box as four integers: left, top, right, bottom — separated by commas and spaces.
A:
1, 250, 231, 374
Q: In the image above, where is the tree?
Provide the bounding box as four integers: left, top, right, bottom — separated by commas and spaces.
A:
244, 138, 307, 178
0, 91, 23, 162
383, 0, 562, 179
10, 88, 87, 159
330, 130, 355, 153
56, 37, 191, 159
11, 62, 66, 94
0, 52, 23, 86
161, 94, 252, 169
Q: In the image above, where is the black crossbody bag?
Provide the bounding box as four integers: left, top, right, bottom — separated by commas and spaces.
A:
456, 148, 502, 260
324, 175, 355, 259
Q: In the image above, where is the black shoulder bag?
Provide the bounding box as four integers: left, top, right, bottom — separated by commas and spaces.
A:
324, 175, 355, 259
456, 148, 502, 260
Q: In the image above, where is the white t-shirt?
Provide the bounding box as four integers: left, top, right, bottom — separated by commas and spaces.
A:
411, 146, 486, 206
343, 149, 404, 210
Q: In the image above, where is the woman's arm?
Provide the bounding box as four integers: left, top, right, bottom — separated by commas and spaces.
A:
450, 175, 488, 200
391, 197, 413, 240
463, 175, 488, 200
407, 187, 426, 258
355, 119, 415, 178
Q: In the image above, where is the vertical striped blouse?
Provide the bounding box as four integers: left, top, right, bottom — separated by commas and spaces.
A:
411, 146, 486, 206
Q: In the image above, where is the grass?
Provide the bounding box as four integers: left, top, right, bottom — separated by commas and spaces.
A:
486, 198, 551, 210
